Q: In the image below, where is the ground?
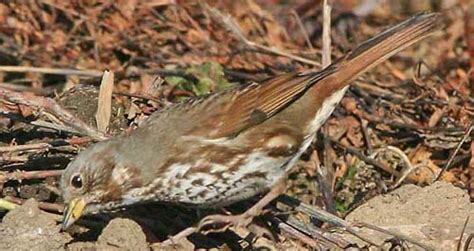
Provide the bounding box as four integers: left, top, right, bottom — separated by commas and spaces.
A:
0, 0, 473, 250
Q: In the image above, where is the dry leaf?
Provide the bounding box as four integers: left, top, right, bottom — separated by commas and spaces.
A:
428, 107, 445, 127
410, 146, 456, 184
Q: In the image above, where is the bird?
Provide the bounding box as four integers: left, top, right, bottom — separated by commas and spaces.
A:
61, 13, 442, 233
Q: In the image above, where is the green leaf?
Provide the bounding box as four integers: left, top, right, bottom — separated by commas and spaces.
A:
164, 76, 187, 86
165, 62, 234, 97
335, 198, 348, 213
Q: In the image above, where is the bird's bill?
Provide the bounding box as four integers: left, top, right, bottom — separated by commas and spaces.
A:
62, 197, 87, 230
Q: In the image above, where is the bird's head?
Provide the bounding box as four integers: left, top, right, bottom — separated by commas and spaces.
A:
61, 140, 142, 230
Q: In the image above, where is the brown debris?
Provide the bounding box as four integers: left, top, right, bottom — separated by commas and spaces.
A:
0, 0, 472, 250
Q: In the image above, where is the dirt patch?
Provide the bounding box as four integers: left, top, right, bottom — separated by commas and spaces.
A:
67, 218, 148, 250
343, 182, 474, 250
0, 199, 71, 250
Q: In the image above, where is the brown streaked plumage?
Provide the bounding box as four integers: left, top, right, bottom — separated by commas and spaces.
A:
61, 13, 442, 231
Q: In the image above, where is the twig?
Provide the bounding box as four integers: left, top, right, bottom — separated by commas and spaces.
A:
319, 0, 336, 215
30, 120, 81, 134
457, 216, 470, 251
0, 170, 63, 184
95, 70, 114, 132
112, 91, 161, 103
322, 0, 332, 68
0, 65, 103, 77
0, 88, 108, 141
434, 125, 473, 181
290, 10, 314, 51
359, 117, 373, 154
313, 150, 336, 214
464, 234, 474, 251
0, 142, 54, 153
4, 196, 64, 213
204, 4, 320, 67
273, 217, 324, 248
280, 214, 350, 248
355, 221, 435, 251
328, 136, 405, 179
0, 155, 28, 163
160, 227, 198, 247
0, 137, 91, 153
277, 194, 379, 246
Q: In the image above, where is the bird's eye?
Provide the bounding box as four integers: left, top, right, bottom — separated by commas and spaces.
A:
71, 174, 83, 189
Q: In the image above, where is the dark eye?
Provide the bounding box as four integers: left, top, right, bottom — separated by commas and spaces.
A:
71, 174, 83, 189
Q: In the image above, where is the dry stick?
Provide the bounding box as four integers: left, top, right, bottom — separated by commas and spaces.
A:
457, 216, 470, 251
312, 151, 335, 214
204, 4, 320, 67
0, 170, 63, 184
0, 155, 28, 163
355, 221, 434, 251
319, 0, 337, 215
274, 217, 324, 248
277, 194, 379, 247
160, 227, 198, 246
0, 88, 107, 141
4, 196, 64, 213
328, 136, 406, 180
322, 0, 332, 68
1, 110, 82, 135
33, 120, 81, 134
0, 137, 91, 153
112, 91, 161, 103
359, 117, 374, 154
290, 10, 315, 51
434, 125, 473, 182
95, 70, 114, 132
281, 214, 350, 248
0, 142, 53, 153
0, 65, 103, 77
355, 81, 406, 100
464, 234, 474, 251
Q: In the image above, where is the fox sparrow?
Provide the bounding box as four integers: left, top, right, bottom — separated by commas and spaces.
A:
61, 13, 442, 232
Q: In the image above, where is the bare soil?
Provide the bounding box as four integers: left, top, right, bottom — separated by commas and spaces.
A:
344, 182, 474, 250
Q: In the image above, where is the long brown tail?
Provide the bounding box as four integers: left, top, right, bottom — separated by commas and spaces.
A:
320, 12, 442, 90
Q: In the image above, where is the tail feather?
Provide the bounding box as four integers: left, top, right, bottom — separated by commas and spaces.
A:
323, 12, 442, 90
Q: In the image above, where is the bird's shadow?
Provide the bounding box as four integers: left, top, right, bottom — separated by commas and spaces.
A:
67, 198, 280, 249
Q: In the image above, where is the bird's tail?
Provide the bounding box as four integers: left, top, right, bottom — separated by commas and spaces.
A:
320, 12, 443, 90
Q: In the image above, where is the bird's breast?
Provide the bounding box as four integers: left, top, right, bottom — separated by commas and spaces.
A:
121, 150, 290, 208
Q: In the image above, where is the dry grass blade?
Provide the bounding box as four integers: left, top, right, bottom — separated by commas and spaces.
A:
95, 70, 114, 133
0, 65, 103, 77
435, 125, 473, 182
322, 0, 332, 68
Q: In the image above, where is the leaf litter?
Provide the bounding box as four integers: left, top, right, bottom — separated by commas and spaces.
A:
0, 0, 472, 250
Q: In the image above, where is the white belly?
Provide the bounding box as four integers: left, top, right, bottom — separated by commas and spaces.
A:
123, 152, 289, 208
